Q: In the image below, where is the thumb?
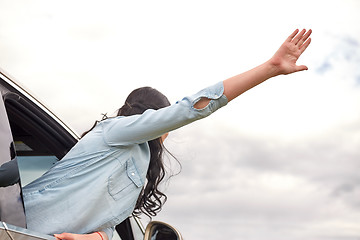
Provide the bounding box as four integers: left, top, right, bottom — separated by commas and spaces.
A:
295, 65, 308, 72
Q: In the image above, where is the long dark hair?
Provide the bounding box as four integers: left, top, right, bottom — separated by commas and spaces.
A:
82, 87, 172, 217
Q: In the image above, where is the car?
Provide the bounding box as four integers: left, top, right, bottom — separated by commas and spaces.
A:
0, 68, 182, 240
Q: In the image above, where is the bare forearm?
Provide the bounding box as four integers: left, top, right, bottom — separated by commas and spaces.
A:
223, 60, 280, 102
194, 61, 279, 109
192, 29, 312, 109
223, 29, 311, 102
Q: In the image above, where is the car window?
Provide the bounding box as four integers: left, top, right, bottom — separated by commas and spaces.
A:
3, 92, 77, 186
7, 109, 60, 186
17, 156, 58, 187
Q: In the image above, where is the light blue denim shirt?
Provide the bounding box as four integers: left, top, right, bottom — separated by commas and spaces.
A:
22, 81, 228, 238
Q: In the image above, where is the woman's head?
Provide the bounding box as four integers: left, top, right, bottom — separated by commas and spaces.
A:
118, 87, 172, 218
117, 87, 170, 117
82, 86, 174, 218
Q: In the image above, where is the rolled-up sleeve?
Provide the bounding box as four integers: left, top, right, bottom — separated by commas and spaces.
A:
101, 226, 115, 240
102, 81, 228, 146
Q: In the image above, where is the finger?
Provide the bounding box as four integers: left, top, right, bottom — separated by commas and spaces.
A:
292, 29, 306, 45
297, 29, 312, 47
300, 38, 312, 54
286, 29, 299, 42
295, 65, 308, 72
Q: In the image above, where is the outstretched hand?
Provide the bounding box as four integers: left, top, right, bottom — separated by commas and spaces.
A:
270, 29, 312, 75
222, 28, 312, 102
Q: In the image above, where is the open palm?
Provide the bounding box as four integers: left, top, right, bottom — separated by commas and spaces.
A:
271, 29, 312, 75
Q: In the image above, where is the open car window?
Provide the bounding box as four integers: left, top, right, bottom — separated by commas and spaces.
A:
3, 92, 77, 187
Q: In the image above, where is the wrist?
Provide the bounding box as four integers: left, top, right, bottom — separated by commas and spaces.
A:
95, 231, 105, 240
265, 58, 283, 78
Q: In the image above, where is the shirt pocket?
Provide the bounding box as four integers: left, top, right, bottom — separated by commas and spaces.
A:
107, 157, 144, 201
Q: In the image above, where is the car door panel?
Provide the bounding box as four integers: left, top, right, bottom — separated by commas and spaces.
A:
0, 95, 26, 227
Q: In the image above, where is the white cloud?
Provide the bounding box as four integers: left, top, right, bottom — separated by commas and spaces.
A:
156, 122, 360, 240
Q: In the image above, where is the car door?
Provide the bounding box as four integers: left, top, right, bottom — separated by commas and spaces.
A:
0, 94, 26, 228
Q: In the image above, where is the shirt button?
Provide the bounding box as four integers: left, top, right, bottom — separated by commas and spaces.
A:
131, 173, 135, 176
214, 94, 218, 98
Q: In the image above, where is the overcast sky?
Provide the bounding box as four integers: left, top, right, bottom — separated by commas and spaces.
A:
1, 0, 359, 239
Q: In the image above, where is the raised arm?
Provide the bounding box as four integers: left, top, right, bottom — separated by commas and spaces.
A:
223, 29, 312, 101
194, 29, 312, 108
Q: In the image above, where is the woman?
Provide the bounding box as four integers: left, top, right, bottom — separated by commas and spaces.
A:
22, 29, 312, 240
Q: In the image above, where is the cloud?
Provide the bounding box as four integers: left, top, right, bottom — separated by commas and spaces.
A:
317, 61, 333, 74
154, 119, 360, 240
315, 34, 360, 87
